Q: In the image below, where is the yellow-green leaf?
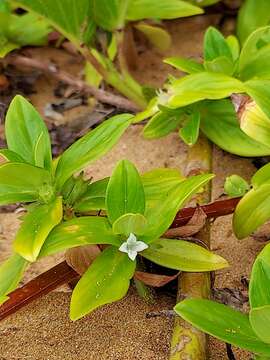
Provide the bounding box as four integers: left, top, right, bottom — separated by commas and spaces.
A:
142, 238, 228, 271
14, 197, 63, 262
70, 246, 135, 320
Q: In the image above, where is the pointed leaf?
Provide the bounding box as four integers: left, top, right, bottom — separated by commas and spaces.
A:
233, 184, 270, 239
237, 0, 270, 44
204, 56, 234, 76
143, 108, 185, 139
74, 178, 109, 212
0, 253, 28, 305
203, 27, 232, 61
55, 114, 133, 190
226, 35, 240, 62
200, 100, 270, 156
106, 160, 145, 224
175, 299, 270, 356
126, 0, 203, 21
14, 197, 62, 262
250, 306, 270, 344
40, 216, 120, 258
169, 72, 244, 108
90, 0, 128, 31
164, 57, 204, 74
112, 213, 148, 236
0, 149, 24, 164
0, 162, 52, 205
239, 27, 270, 80
5, 95, 52, 170
142, 238, 228, 271
244, 80, 270, 120
70, 246, 136, 320
135, 23, 171, 51
142, 173, 213, 241
249, 244, 270, 308
240, 101, 270, 147
224, 175, 249, 197
14, 0, 94, 46
252, 163, 270, 188
142, 168, 184, 202
179, 110, 200, 146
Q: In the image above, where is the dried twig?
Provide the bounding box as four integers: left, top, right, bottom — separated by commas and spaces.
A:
5, 54, 139, 112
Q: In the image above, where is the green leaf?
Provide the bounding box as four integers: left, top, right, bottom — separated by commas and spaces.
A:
142, 168, 184, 202
245, 80, 270, 120
14, 197, 62, 262
164, 57, 204, 74
126, 0, 203, 21
112, 213, 148, 236
200, 100, 270, 157
70, 246, 136, 320
233, 184, 270, 239
252, 163, 270, 188
249, 243, 270, 308
240, 101, 270, 147
106, 160, 145, 224
55, 114, 133, 190
142, 238, 228, 271
239, 27, 270, 80
73, 178, 109, 212
250, 306, 270, 344
168, 72, 244, 108
175, 299, 270, 356
0, 253, 28, 305
135, 23, 171, 51
0, 149, 24, 164
204, 56, 234, 76
85, 61, 102, 88
237, 0, 270, 44
14, 0, 93, 46
224, 175, 249, 197
0, 36, 18, 57
90, 0, 128, 31
141, 173, 214, 241
179, 110, 200, 146
0, 162, 52, 205
203, 27, 232, 62
40, 216, 120, 258
226, 35, 240, 62
8, 12, 51, 47
143, 108, 185, 139
5, 95, 52, 170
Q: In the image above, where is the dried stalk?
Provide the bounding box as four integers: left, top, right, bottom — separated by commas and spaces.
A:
4, 54, 139, 112
170, 135, 212, 360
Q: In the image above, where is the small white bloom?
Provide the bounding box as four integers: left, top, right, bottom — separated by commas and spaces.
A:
119, 233, 148, 261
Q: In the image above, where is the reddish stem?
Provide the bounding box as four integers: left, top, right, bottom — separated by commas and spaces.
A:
0, 197, 240, 322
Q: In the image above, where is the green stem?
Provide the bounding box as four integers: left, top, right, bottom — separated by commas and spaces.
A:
80, 44, 147, 110
169, 134, 212, 360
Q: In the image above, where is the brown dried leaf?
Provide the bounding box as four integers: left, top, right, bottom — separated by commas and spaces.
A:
134, 271, 179, 287
65, 245, 101, 275
164, 207, 207, 238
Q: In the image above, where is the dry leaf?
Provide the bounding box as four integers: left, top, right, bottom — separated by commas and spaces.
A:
134, 271, 179, 287
164, 207, 207, 238
65, 245, 101, 275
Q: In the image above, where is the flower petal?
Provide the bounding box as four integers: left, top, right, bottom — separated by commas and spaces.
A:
134, 241, 149, 252
119, 242, 128, 253
127, 250, 137, 261
127, 233, 137, 245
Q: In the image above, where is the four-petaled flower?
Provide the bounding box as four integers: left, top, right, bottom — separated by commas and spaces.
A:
119, 233, 148, 261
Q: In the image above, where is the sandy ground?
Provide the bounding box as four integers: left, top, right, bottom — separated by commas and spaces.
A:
0, 13, 264, 360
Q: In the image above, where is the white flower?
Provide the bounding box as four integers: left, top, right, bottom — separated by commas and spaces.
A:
119, 233, 148, 261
